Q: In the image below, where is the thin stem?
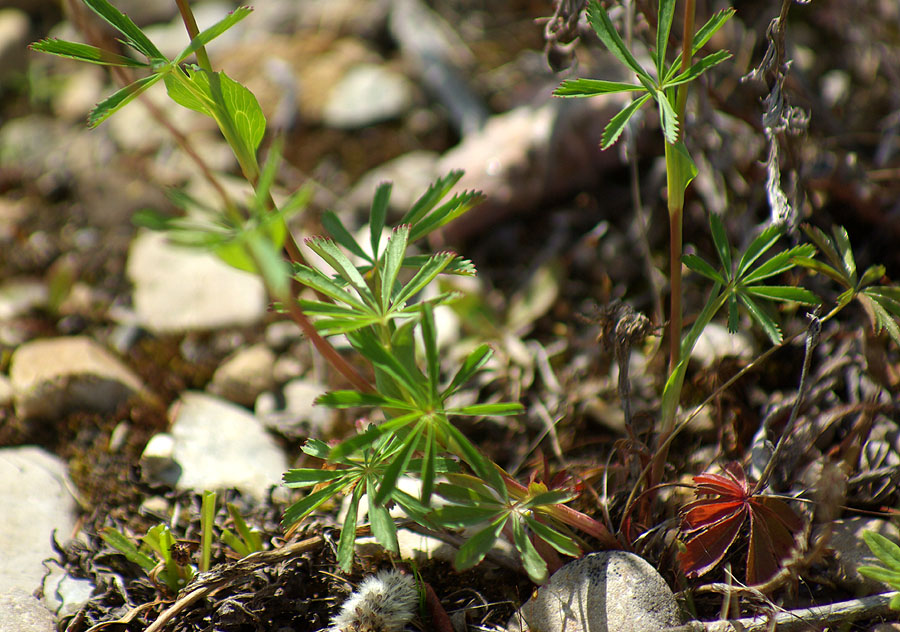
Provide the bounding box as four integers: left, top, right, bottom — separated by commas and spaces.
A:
175, 0, 213, 71
668, 201, 683, 373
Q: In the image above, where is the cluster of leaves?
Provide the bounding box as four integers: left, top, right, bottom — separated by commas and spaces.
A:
677, 462, 802, 585
100, 491, 263, 594
793, 224, 900, 345
554, 0, 734, 148
281, 175, 619, 583
859, 532, 900, 610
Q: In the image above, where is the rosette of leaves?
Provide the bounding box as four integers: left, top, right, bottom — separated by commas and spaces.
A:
858, 531, 900, 610
284, 173, 529, 570
432, 473, 584, 584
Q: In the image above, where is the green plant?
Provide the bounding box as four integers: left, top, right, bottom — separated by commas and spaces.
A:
100, 491, 262, 594
32, 0, 617, 585
858, 531, 900, 609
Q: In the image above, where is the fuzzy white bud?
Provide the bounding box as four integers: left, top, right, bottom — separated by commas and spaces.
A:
329, 570, 419, 632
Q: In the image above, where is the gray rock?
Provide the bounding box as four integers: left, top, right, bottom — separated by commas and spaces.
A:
0, 279, 47, 320
0, 590, 56, 632
255, 378, 334, 438
691, 322, 754, 368
166, 391, 287, 499
42, 565, 95, 619
140, 432, 180, 487
0, 9, 29, 82
0, 447, 77, 602
826, 517, 900, 594
322, 63, 415, 129
10, 336, 146, 420
265, 320, 303, 351
208, 343, 276, 407
127, 231, 266, 333
507, 552, 682, 632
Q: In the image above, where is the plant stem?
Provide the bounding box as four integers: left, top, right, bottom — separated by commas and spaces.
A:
175, 0, 213, 71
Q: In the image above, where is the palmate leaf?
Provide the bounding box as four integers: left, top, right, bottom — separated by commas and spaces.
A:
320, 211, 371, 262
656, 0, 676, 79
861, 532, 900, 573
401, 171, 464, 226
668, 8, 736, 76
444, 343, 493, 397
512, 513, 548, 583
585, 1, 654, 87
678, 462, 802, 584
666, 50, 733, 88
381, 225, 410, 313
455, 517, 507, 571
408, 191, 485, 242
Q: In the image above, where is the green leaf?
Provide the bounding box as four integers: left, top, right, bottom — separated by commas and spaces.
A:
374, 422, 424, 506
601, 93, 653, 149
393, 252, 457, 306
246, 231, 290, 297
282, 479, 346, 527
433, 505, 502, 528
221, 528, 250, 557
742, 285, 820, 305
321, 211, 371, 262
401, 171, 464, 226
408, 191, 485, 242
349, 333, 426, 400
665, 50, 732, 88
216, 69, 266, 158
89, 73, 163, 127
586, 0, 654, 86
801, 224, 847, 280
858, 565, 900, 586
165, 67, 213, 114
83, 0, 165, 62
305, 237, 376, 307
444, 343, 493, 397
442, 422, 506, 494
859, 265, 887, 289
30, 38, 150, 67
419, 423, 437, 502
381, 225, 410, 313
421, 303, 440, 399
667, 139, 698, 195
741, 244, 815, 284
227, 502, 262, 553
293, 265, 370, 311
283, 468, 343, 487
524, 515, 582, 558
553, 78, 645, 97
367, 479, 399, 553
403, 254, 475, 276
301, 438, 331, 459
449, 402, 524, 416
656, 0, 676, 79
174, 6, 253, 64
657, 89, 679, 144
709, 213, 732, 274
512, 514, 548, 583
100, 527, 157, 571
683, 254, 725, 284
726, 294, 739, 334
669, 8, 736, 73
316, 390, 415, 411
739, 293, 782, 344
200, 490, 216, 571
831, 225, 857, 283
791, 256, 848, 286
861, 294, 900, 346
521, 490, 575, 509
454, 517, 507, 570
736, 225, 782, 279
337, 483, 363, 571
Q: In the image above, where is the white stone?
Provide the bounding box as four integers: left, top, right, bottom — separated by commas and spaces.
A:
691, 322, 754, 368
323, 63, 415, 129
127, 231, 266, 333
168, 391, 287, 499
208, 343, 276, 407
140, 433, 179, 486
0, 590, 56, 632
826, 517, 900, 594
0, 447, 77, 599
10, 336, 146, 420
255, 378, 333, 437
0, 9, 29, 81
508, 552, 682, 632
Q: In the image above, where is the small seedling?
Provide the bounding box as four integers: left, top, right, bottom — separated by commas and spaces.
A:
858, 531, 900, 610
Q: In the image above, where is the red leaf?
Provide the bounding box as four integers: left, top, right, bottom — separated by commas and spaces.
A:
678, 462, 803, 583
678, 505, 747, 578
